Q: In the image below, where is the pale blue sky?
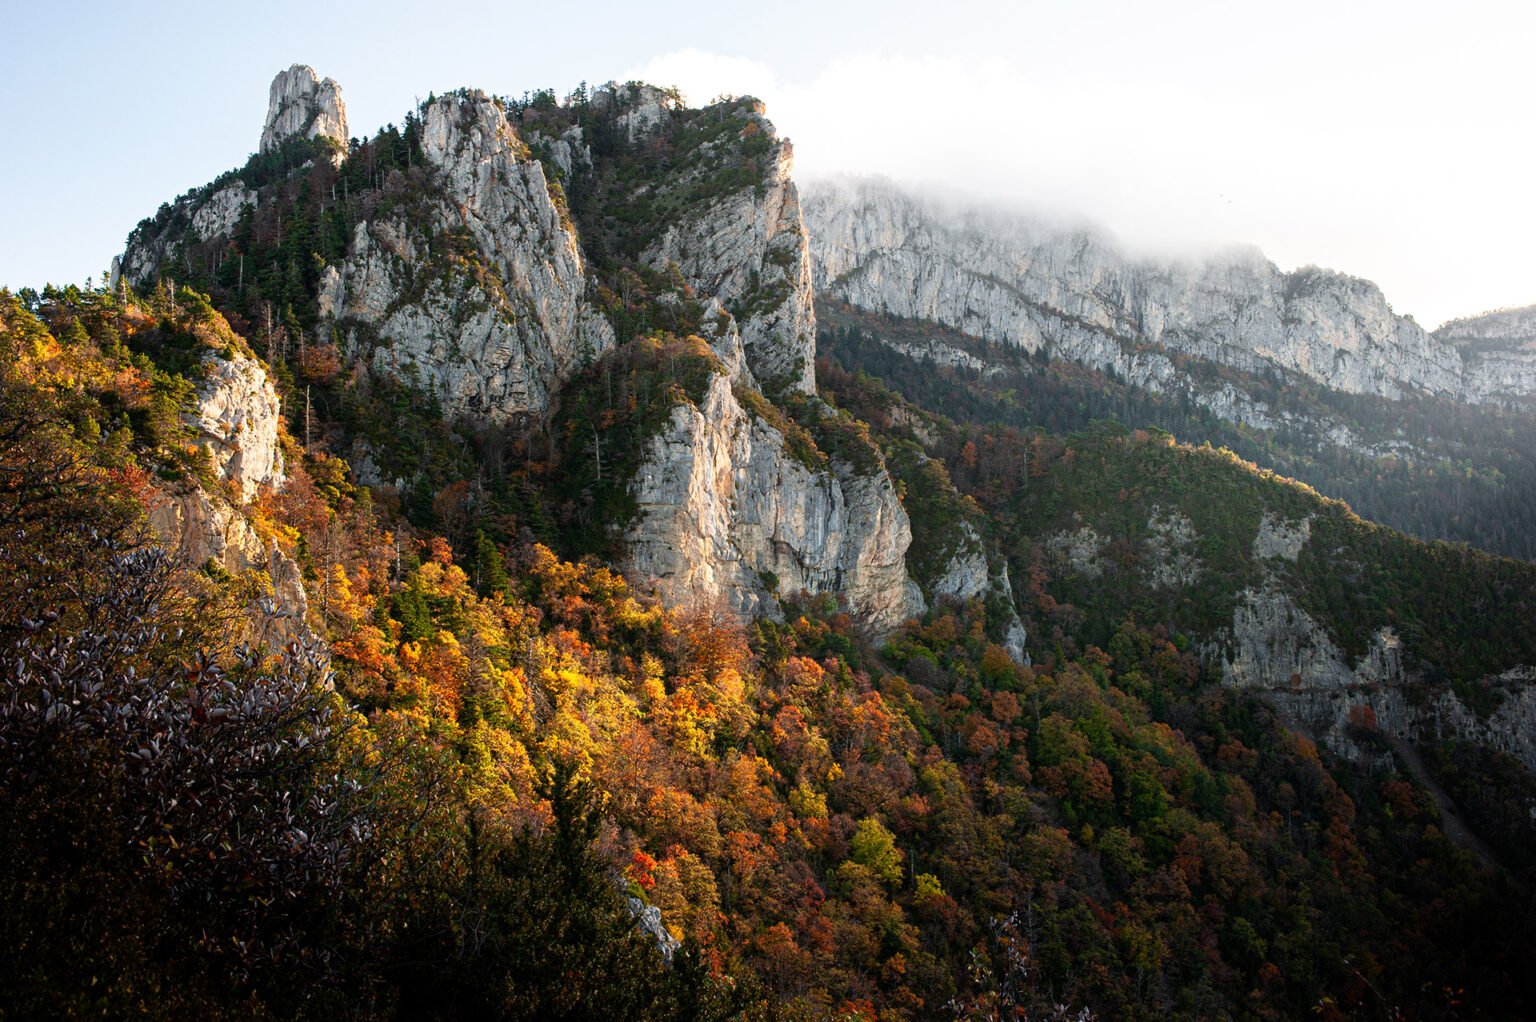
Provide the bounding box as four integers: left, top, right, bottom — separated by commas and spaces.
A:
4, 0, 1533, 327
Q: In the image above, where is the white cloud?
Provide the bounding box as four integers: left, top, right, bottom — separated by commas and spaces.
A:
626, 40, 1536, 327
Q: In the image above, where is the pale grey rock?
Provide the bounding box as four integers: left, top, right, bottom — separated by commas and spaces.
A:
1438, 305, 1536, 348
1444, 307, 1536, 397
529, 124, 592, 180
145, 485, 309, 646
149, 347, 305, 644
624, 373, 922, 637
617, 84, 671, 140
1143, 507, 1201, 588
1004, 615, 1030, 665
1043, 524, 1109, 578
873, 335, 1005, 378
119, 219, 180, 289
927, 521, 1030, 662
591, 83, 673, 140
1462, 350, 1536, 399
626, 896, 681, 962
323, 92, 613, 422
190, 348, 285, 503
929, 521, 991, 601
1220, 586, 1536, 773
260, 64, 348, 156
191, 183, 256, 241
697, 297, 754, 386
644, 120, 816, 394
805, 177, 1535, 406
1253, 513, 1311, 561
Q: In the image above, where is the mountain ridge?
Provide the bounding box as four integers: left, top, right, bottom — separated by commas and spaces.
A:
804, 175, 1536, 407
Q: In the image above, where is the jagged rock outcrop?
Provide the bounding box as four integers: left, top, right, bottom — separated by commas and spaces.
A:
927, 520, 1029, 661
118, 178, 257, 289
319, 91, 614, 421
625, 373, 922, 636
191, 348, 285, 502
1222, 586, 1536, 774
644, 113, 817, 395
591, 83, 674, 141
1043, 523, 1110, 579
1253, 513, 1310, 561
147, 484, 310, 646
804, 177, 1535, 406
191, 182, 257, 241
146, 348, 306, 643
527, 124, 591, 180
120, 64, 345, 288
1143, 507, 1201, 588
121, 71, 931, 635
928, 521, 991, 603
260, 64, 348, 155
1438, 304, 1536, 348
1437, 305, 1536, 397
627, 896, 681, 962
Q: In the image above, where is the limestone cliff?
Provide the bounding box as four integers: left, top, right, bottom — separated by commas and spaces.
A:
191, 346, 285, 503
318, 90, 614, 422
625, 372, 922, 636
147, 348, 308, 643
1437, 304, 1536, 397
644, 111, 817, 395
804, 177, 1533, 407
1222, 585, 1536, 776
926, 519, 1028, 661
120, 69, 929, 634
260, 64, 348, 156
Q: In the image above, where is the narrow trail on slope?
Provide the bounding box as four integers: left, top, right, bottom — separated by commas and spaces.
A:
1389, 736, 1527, 893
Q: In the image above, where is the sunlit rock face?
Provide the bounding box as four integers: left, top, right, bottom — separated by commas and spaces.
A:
625, 373, 922, 638
146, 347, 307, 644
645, 116, 817, 396
318, 90, 614, 422
804, 177, 1536, 406
260, 64, 348, 156
191, 348, 285, 504
122, 70, 938, 635
145, 484, 309, 645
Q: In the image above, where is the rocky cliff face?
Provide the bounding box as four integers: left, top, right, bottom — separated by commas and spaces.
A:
260, 64, 348, 156
644, 115, 817, 395
121, 69, 932, 634
925, 519, 1028, 660
1222, 584, 1536, 776
804, 177, 1532, 406
318, 90, 614, 422
191, 347, 285, 502
147, 349, 308, 643
1437, 305, 1536, 397
625, 373, 922, 636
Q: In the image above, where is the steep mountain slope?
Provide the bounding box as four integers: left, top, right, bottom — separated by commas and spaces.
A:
820, 349, 1536, 749
822, 302, 1536, 560
8, 61, 1536, 1020
11, 280, 1536, 1020
807, 178, 1536, 561
805, 177, 1536, 407
116, 70, 1003, 636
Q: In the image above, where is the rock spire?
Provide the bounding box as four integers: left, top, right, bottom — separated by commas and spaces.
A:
259, 64, 348, 155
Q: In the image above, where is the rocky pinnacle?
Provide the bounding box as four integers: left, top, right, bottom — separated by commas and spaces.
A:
260, 64, 348, 155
